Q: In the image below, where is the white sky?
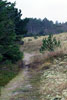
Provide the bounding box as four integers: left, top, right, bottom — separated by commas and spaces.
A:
7, 0, 67, 22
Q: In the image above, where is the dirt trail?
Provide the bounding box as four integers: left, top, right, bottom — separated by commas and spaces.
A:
0, 52, 37, 100
0, 53, 67, 100
23, 52, 35, 65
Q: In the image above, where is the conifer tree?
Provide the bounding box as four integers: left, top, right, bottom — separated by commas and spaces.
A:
0, 0, 22, 63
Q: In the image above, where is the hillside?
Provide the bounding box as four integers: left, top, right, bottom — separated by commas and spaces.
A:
0, 33, 67, 100
22, 32, 67, 53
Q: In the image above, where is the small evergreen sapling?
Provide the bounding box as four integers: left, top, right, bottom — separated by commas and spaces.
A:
40, 34, 61, 52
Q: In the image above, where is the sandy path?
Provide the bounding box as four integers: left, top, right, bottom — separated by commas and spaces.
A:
0, 52, 35, 100
23, 52, 35, 65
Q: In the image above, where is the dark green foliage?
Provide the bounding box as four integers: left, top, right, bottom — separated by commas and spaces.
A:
0, 0, 25, 89
53, 98, 61, 100
34, 36, 38, 39
16, 35, 24, 45
4, 45, 23, 63
15, 12, 29, 36
40, 35, 61, 52
14, 8, 29, 41
0, 70, 16, 86
0, 0, 22, 63
16, 35, 22, 41
0, 54, 3, 62
0, 63, 19, 86
26, 18, 67, 36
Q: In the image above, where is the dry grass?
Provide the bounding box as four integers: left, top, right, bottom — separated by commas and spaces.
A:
29, 50, 65, 69
21, 32, 67, 69
21, 32, 67, 53
1, 33, 67, 100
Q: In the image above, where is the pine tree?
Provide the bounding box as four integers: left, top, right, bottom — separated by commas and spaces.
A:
40, 34, 61, 52
0, 0, 22, 63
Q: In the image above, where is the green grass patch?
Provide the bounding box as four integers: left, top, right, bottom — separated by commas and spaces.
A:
0, 62, 19, 87
0, 70, 17, 87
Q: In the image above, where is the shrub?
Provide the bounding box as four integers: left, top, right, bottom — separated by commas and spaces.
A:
0, 54, 3, 62
16, 35, 22, 41
28, 39, 32, 41
34, 36, 38, 39
4, 45, 23, 63
40, 34, 61, 52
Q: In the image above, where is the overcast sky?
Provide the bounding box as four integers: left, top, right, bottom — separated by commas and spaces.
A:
7, 0, 67, 22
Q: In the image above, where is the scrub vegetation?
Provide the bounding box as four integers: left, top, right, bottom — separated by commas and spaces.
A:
0, 0, 67, 99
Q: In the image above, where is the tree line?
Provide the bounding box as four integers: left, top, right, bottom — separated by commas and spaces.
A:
26, 18, 67, 36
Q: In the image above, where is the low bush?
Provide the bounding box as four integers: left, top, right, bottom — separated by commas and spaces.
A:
34, 36, 38, 39
3, 45, 23, 63
28, 39, 32, 41
40, 34, 61, 52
